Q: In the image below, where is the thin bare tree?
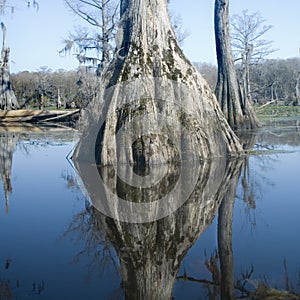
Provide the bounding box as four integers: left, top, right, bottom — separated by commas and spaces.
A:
62, 0, 119, 76
231, 10, 276, 104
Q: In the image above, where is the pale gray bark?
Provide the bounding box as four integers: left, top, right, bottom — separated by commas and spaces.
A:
241, 44, 253, 104
0, 23, 19, 110
74, 0, 242, 166
295, 73, 300, 105
214, 0, 259, 130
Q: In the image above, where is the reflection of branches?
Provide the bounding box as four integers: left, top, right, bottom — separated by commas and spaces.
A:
61, 166, 119, 278
15, 130, 76, 157
63, 201, 119, 278
204, 251, 221, 299
236, 152, 276, 232
177, 257, 300, 299
238, 157, 258, 229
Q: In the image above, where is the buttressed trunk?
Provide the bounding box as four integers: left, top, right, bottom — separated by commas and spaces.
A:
214, 0, 259, 130
75, 0, 242, 166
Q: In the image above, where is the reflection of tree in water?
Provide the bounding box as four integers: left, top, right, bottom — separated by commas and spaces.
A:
236, 130, 277, 230
66, 119, 299, 299
0, 127, 75, 299
256, 118, 300, 148
0, 127, 76, 214
177, 162, 300, 299
67, 156, 242, 299
176, 132, 300, 299
0, 132, 18, 214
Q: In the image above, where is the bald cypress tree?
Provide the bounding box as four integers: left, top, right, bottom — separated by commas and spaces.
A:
74, 0, 242, 166
214, 0, 259, 130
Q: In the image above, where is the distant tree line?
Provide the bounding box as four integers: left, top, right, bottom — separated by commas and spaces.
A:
10, 57, 300, 110
11, 67, 97, 109
195, 57, 300, 106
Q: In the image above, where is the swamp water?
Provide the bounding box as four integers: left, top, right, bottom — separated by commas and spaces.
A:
0, 119, 299, 299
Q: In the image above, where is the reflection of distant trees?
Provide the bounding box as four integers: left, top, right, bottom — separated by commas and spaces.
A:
256, 119, 300, 147
0, 126, 77, 215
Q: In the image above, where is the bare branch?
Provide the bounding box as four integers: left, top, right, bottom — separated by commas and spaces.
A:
63, 0, 119, 75
77, 0, 102, 10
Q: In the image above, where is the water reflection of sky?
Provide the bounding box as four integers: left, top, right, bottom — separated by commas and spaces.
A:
233, 152, 300, 284
0, 124, 299, 299
0, 136, 121, 300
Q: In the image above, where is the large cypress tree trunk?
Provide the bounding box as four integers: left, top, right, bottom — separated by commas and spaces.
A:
214, 0, 259, 130
74, 0, 242, 166
0, 23, 19, 110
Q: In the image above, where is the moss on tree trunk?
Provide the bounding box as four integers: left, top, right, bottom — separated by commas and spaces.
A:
74, 0, 242, 166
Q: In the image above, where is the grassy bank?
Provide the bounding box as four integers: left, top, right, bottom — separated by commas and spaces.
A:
255, 105, 300, 121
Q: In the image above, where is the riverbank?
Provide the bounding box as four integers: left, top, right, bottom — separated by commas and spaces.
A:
255, 105, 300, 121
0, 109, 80, 124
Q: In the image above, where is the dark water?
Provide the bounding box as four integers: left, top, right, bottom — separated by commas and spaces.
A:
0, 119, 299, 299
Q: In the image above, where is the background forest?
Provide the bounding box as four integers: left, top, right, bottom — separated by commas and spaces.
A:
11, 57, 300, 109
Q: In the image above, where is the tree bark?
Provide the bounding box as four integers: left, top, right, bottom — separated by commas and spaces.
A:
295, 72, 300, 106
74, 0, 242, 166
214, 0, 259, 130
0, 23, 19, 110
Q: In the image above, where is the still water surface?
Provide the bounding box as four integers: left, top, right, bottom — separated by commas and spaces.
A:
0, 119, 299, 299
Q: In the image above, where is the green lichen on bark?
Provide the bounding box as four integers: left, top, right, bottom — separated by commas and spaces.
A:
162, 48, 183, 81
116, 98, 152, 131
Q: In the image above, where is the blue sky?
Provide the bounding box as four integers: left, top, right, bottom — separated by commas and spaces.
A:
169, 0, 300, 65
1, 0, 300, 73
